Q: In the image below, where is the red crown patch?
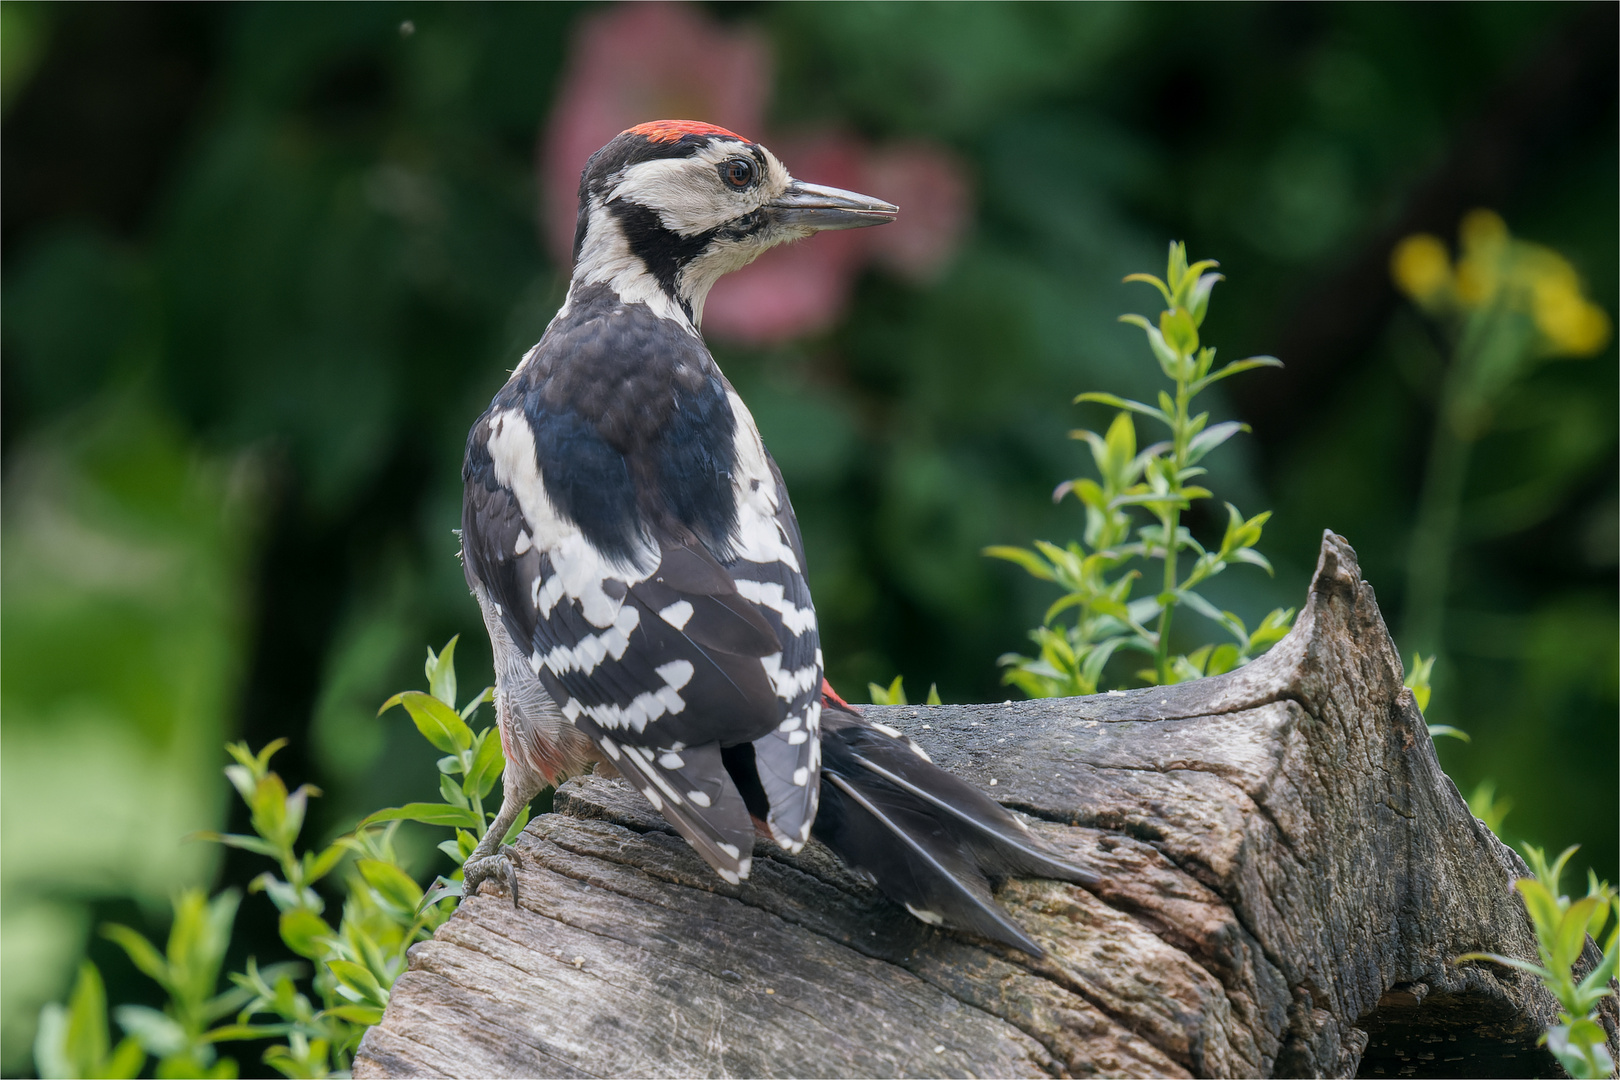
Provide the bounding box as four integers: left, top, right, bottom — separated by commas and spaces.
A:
623, 119, 748, 145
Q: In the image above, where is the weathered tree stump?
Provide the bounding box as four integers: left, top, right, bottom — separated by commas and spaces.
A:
354, 533, 1617, 1078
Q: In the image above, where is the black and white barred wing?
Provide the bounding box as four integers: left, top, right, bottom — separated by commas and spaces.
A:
712, 394, 824, 851
526, 535, 800, 881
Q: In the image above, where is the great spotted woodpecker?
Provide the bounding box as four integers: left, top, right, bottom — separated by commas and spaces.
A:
460, 120, 1092, 954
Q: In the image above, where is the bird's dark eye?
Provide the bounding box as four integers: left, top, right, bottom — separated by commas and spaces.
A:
720, 157, 756, 189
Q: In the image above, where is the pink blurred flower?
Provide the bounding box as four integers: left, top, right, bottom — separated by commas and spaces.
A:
539, 2, 971, 344
540, 3, 770, 265
860, 142, 971, 284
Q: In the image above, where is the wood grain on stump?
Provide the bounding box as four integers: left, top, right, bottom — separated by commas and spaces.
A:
354, 533, 1617, 1078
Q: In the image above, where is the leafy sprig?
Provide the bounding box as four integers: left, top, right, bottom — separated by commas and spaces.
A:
34, 638, 508, 1079
988, 243, 1292, 695
1459, 845, 1619, 1079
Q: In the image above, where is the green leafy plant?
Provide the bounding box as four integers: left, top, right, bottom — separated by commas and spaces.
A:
1459, 845, 1619, 1079
867, 676, 941, 707
1468, 779, 1514, 837
987, 243, 1292, 695
1405, 652, 1470, 743
34, 638, 513, 1079
33, 962, 144, 1080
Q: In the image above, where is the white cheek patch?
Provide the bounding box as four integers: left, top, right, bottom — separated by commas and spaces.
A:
486, 407, 656, 630
610, 142, 772, 238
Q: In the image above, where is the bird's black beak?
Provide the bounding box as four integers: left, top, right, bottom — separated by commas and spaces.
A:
768, 181, 898, 231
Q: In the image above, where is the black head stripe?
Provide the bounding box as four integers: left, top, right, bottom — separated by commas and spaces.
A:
606, 200, 716, 315
573, 133, 710, 263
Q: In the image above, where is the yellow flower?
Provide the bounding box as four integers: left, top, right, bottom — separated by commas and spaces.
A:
1455, 208, 1508, 308
1512, 243, 1612, 356
1393, 208, 1613, 357
1390, 234, 1452, 306
1459, 207, 1508, 252
1532, 278, 1612, 356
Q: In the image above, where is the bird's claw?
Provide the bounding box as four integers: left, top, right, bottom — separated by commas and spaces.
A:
463, 847, 521, 907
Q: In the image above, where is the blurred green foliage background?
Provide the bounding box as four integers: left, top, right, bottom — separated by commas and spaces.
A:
2, 3, 1614, 1073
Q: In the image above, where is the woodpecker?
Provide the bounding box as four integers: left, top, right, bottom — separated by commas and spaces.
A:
460, 120, 1093, 954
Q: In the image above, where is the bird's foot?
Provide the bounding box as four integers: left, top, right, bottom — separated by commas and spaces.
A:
463, 846, 521, 907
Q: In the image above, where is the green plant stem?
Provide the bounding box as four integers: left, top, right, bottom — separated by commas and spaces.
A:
1155, 377, 1192, 683
1404, 416, 1474, 656
1156, 505, 1177, 683
1402, 305, 1507, 657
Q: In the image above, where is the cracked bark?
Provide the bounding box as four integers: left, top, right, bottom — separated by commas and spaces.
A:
354, 533, 1618, 1079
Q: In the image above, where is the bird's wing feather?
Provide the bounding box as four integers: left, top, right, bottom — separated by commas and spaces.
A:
584, 733, 756, 882
721, 447, 821, 849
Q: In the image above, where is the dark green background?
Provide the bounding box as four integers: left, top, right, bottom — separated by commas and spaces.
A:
2, 4, 1614, 1073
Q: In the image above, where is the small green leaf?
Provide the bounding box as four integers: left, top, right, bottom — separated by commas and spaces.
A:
1185, 421, 1246, 465
420, 877, 465, 912
1122, 271, 1172, 306
426, 635, 459, 709
1404, 653, 1435, 713
110, 1005, 186, 1058
358, 803, 484, 830
101, 925, 170, 988
1073, 391, 1168, 426
1426, 725, 1470, 743
325, 959, 388, 1007
59, 961, 110, 1077
192, 832, 279, 858
460, 685, 495, 721
503, 804, 531, 845
1185, 271, 1223, 325
381, 691, 474, 755
1516, 878, 1564, 952
1159, 307, 1199, 358
1189, 355, 1283, 394
867, 676, 907, 706
222, 764, 257, 806
100, 1037, 145, 1079
925, 683, 942, 706
467, 730, 506, 800
439, 772, 470, 809
358, 858, 426, 913
249, 773, 290, 849
1554, 896, 1603, 972
324, 1004, 385, 1026
303, 843, 347, 887
278, 909, 334, 960
1455, 951, 1554, 979
983, 545, 1058, 582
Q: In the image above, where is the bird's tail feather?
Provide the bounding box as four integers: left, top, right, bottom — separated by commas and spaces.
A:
811, 701, 1095, 956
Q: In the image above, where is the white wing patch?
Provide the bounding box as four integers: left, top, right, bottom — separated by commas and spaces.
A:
761, 653, 820, 702
533, 604, 640, 678
485, 407, 655, 629
734, 579, 817, 636
655, 660, 694, 691
658, 600, 694, 629
564, 655, 700, 734
725, 391, 803, 573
